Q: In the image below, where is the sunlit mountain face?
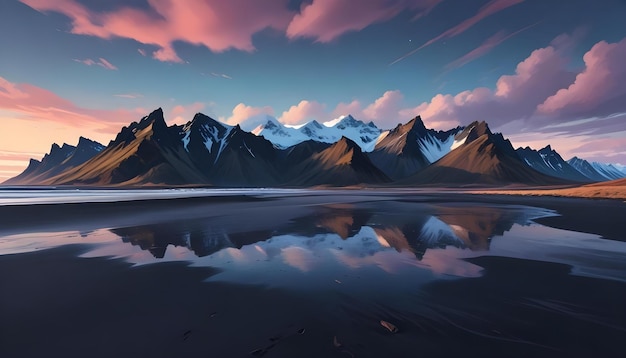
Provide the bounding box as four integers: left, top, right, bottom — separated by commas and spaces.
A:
6, 110, 625, 187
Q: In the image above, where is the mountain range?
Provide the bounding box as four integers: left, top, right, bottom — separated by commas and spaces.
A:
4, 108, 625, 187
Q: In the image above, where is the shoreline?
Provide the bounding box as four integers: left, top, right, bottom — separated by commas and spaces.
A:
2, 183, 625, 201
0, 190, 624, 242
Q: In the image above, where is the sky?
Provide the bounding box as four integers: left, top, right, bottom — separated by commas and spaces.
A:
1, 0, 626, 181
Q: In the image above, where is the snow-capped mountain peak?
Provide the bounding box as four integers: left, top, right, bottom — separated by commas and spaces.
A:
251, 116, 283, 135
334, 114, 361, 129
181, 113, 233, 164
254, 114, 383, 151
322, 114, 348, 128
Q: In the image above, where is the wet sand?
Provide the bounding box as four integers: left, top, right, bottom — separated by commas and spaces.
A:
2, 246, 625, 357
1, 191, 626, 357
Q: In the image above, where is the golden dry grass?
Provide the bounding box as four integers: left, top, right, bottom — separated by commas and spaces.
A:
472, 182, 626, 200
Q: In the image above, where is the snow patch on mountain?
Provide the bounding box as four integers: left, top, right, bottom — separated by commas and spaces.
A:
322, 116, 344, 127
182, 131, 191, 150
614, 164, 626, 174
590, 162, 626, 180
419, 133, 457, 163
450, 124, 473, 151
214, 127, 233, 163
568, 156, 626, 181
243, 140, 256, 158
181, 118, 233, 164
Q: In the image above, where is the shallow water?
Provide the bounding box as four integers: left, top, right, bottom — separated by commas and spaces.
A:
1, 190, 626, 357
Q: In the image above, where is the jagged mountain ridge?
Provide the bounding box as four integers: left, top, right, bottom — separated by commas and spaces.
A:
3, 137, 105, 185
567, 157, 626, 181
515, 145, 591, 182
402, 121, 568, 185
182, 113, 281, 186
4, 108, 622, 187
369, 116, 462, 180
36, 108, 207, 185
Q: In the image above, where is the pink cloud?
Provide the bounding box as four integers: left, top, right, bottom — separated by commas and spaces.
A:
279, 100, 326, 125
169, 102, 207, 125
222, 103, 275, 128
330, 91, 417, 128
494, 45, 575, 112
73, 57, 118, 70
21, 0, 293, 63
571, 137, 626, 160
286, 0, 442, 43
0, 76, 153, 180
0, 76, 144, 134
397, 36, 626, 162
330, 91, 461, 130
362, 90, 404, 125
331, 99, 364, 120
0, 150, 44, 181
538, 38, 626, 118
391, 0, 525, 65
508, 131, 626, 165
407, 38, 577, 130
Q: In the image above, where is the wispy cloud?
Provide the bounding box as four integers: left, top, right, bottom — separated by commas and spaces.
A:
445, 21, 541, 71
98, 58, 117, 70
169, 102, 208, 125
73, 57, 118, 70
390, 0, 525, 65
209, 72, 233, 80
114, 93, 143, 99
286, 0, 442, 43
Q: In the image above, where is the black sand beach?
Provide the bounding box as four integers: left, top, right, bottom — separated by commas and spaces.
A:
1, 190, 626, 357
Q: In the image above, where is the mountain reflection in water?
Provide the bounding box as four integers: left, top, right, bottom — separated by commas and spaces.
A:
110, 202, 541, 262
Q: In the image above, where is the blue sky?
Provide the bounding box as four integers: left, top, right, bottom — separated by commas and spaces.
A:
1, 0, 625, 180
